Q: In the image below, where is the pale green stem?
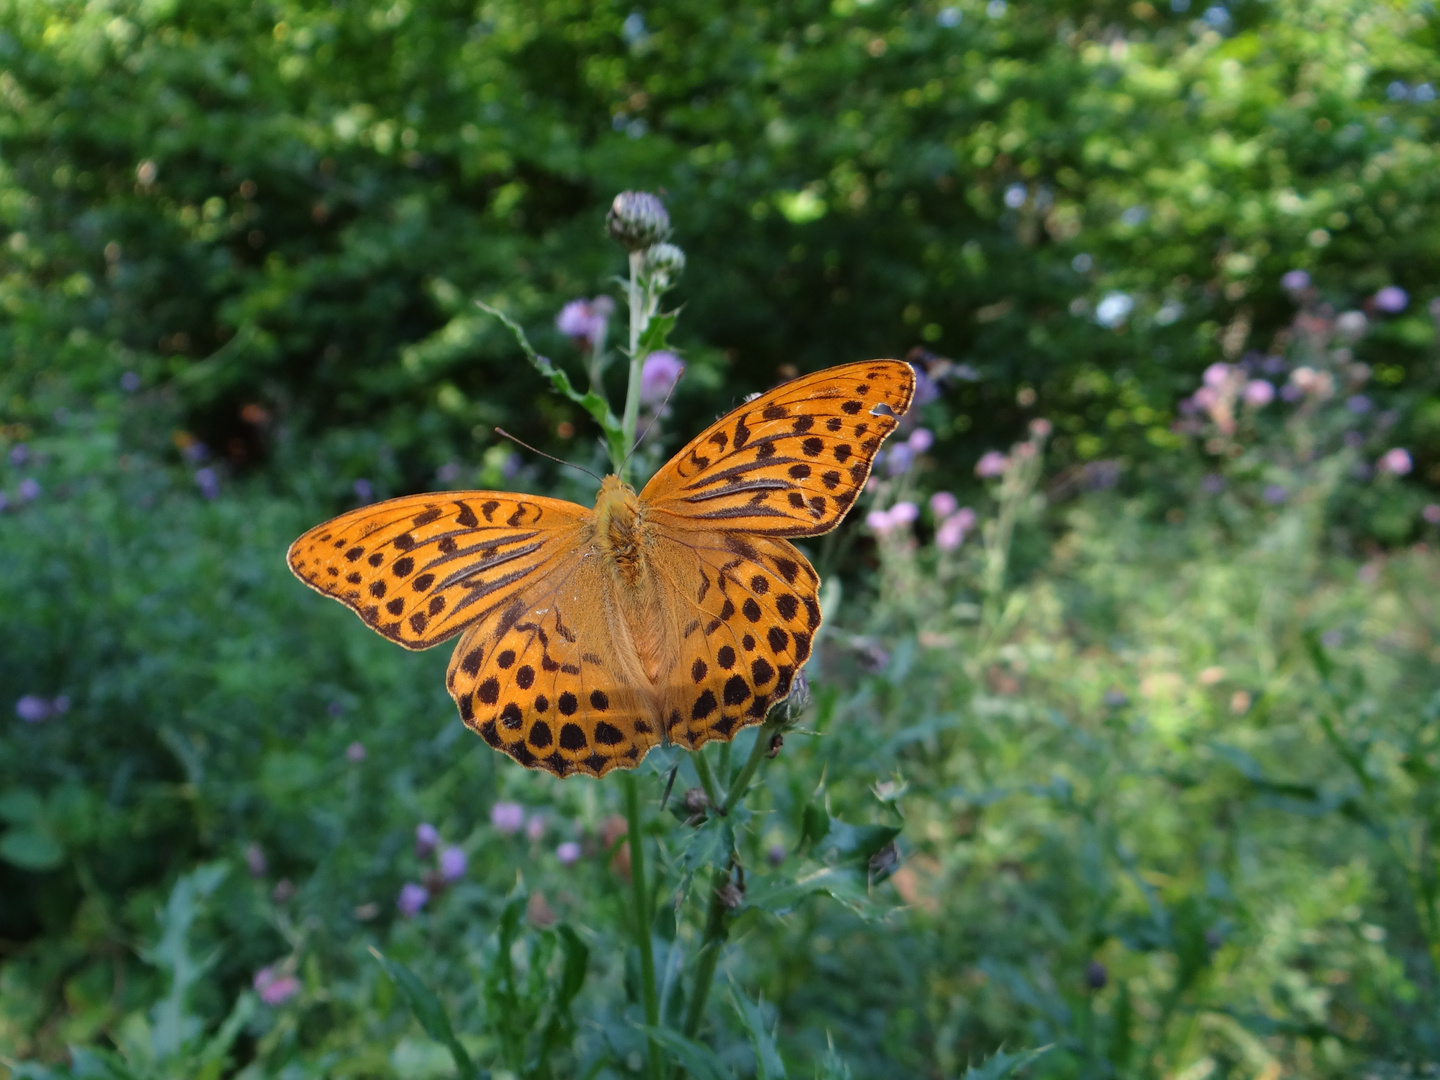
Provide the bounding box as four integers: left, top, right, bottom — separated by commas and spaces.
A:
622, 771, 663, 1080
691, 748, 723, 812
620, 249, 648, 483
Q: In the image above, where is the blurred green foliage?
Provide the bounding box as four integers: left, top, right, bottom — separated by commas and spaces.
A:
1, 0, 1437, 498
6, 0, 1440, 1077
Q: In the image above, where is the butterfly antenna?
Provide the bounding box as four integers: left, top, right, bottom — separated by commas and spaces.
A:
494, 428, 603, 482
659, 761, 681, 811
621, 362, 685, 474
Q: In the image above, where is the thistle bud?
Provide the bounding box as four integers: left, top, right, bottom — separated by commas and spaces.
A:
606, 190, 670, 251
643, 242, 686, 287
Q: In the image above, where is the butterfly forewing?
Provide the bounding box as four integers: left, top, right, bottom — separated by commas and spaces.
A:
287, 492, 590, 650
649, 529, 822, 750
445, 554, 662, 779
640, 360, 916, 538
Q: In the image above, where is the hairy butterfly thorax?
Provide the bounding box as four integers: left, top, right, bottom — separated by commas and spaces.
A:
594, 475, 649, 587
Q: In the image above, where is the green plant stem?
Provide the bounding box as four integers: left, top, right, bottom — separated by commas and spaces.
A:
620, 249, 647, 483
722, 721, 780, 813
682, 864, 733, 1039
691, 748, 722, 812
621, 771, 663, 1080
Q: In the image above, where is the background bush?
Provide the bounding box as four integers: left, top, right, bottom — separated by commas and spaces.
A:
3, 0, 1440, 1077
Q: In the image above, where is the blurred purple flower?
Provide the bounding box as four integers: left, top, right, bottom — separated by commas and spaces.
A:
555, 296, 614, 348
15, 695, 51, 723
640, 350, 683, 405
889, 501, 919, 525
254, 966, 301, 1006
1261, 354, 1286, 375
907, 428, 934, 453
1201, 473, 1226, 495
1029, 418, 1052, 438
397, 883, 429, 918
1242, 380, 1274, 407
1378, 448, 1412, 475
1192, 387, 1219, 411
1281, 269, 1310, 292
1202, 362, 1231, 388
194, 468, 219, 500
0, 492, 9, 513
1263, 484, 1289, 505
18, 478, 40, 502
353, 478, 374, 502
1321, 629, 1343, 649
246, 842, 268, 877
491, 801, 525, 834
415, 823, 439, 859
346, 741, 366, 762
1280, 383, 1303, 402
51, 695, 69, 714
866, 508, 897, 534
526, 814, 546, 842
929, 491, 958, 519
910, 368, 941, 406
182, 441, 209, 463
975, 451, 1008, 478
1346, 395, 1373, 414
1423, 504, 1440, 525
1373, 286, 1408, 313
556, 840, 582, 866
885, 444, 914, 475
936, 508, 977, 551
9, 443, 29, 466
120, 371, 141, 392
439, 846, 468, 882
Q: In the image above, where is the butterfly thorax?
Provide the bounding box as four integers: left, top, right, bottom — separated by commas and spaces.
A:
593, 474, 650, 587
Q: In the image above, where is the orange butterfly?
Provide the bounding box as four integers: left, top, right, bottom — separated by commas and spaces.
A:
288, 360, 915, 778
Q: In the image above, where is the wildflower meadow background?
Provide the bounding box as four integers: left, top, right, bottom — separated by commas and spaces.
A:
3, 0, 1440, 1077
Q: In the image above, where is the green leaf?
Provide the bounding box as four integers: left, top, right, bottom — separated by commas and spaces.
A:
555, 924, 590, 1009
956, 1046, 1051, 1080
728, 983, 786, 1080
0, 828, 64, 870
476, 300, 626, 465
0, 787, 43, 824
637, 1024, 733, 1080
370, 947, 476, 1080
799, 809, 901, 868
637, 310, 678, 357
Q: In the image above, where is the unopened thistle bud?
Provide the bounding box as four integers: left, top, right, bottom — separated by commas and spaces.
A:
606, 190, 670, 251
643, 242, 686, 287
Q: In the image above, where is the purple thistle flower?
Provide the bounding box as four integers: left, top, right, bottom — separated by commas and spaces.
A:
1262, 484, 1289, 505
15, 695, 51, 723
415, 823, 439, 859
397, 882, 429, 918
254, 966, 301, 1006
120, 371, 141, 392
640, 350, 683, 405
1378, 447, 1413, 475
17, 478, 40, 502
439, 846, 468, 882
556, 840, 582, 866
1202, 362, 1231, 389
1242, 380, 1274, 407
885, 444, 914, 475
9, 443, 29, 466
345, 741, 366, 762
907, 428, 934, 453
889, 501, 919, 525
935, 508, 977, 551
194, 468, 218, 500
975, 451, 1008, 478
866, 508, 896, 534
929, 491, 958, 519
1346, 395, 1373, 414
1281, 269, 1311, 292
490, 801, 525, 834
353, 478, 374, 502
1373, 286, 1408, 313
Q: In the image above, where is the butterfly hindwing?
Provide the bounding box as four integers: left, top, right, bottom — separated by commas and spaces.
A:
444, 552, 663, 779
651, 528, 822, 750
287, 492, 590, 650
641, 359, 916, 538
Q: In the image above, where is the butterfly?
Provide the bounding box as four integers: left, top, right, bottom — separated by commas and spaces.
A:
288, 360, 916, 779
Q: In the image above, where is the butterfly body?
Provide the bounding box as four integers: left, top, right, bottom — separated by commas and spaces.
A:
288, 359, 915, 778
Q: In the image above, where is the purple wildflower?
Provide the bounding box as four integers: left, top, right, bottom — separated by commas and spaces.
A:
1242, 380, 1275, 407
935, 507, 977, 551
975, 451, 1008, 478
9, 443, 29, 466
1202, 362, 1231, 388
1378, 448, 1412, 475
254, 966, 301, 1006
1028, 418, 1052, 438
555, 296, 614, 348
1263, 484, 1289, 505
490, 801, 525, 835
640, 350, 683, 405
526, 814, 546, 842
556, 841, 582, 866
346, 741, 366, 763
194, 468, 218, 499
1423, 504, 1440, 525
907, 428, 934, 453
1373, 286, 1408, 313
929, 491, 959, 519
15, 695, 51, 723
415, 823, 439, 859
1346, 395, 1373, 414
439, 846, 468, 882
397, 882, 429, 918
1281, 269, 1311, 292
889, 502, 919, 525
51, 695, 69, 714
120, 371, 141, 392
885, 444, 914, 475
18, 478, 40, 502
353, 478, 373, 502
